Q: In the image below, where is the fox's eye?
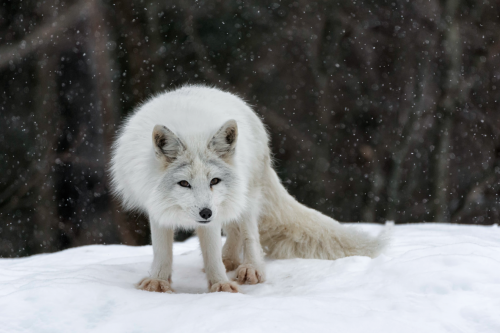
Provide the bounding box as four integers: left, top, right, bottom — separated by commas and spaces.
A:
210, 178, 221, 186
178, 180, 191, 188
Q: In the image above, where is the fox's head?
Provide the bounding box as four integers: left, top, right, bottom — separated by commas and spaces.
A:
148, 119, 244, 227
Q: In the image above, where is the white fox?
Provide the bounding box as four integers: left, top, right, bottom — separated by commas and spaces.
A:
110, 85, 390, 293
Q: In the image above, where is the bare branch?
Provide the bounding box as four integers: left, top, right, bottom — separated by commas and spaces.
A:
180, 2, 319, 156
451, 172, 498, 222
259, 110, 321, 157
0, 167, 38, 205
179, 3, 223, 84
0, 1, 91, 70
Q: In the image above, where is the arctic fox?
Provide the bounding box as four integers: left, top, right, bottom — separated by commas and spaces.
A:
110, 85, 390, 293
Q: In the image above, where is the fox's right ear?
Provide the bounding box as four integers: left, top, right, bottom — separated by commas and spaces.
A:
209, 119, 238, 160
152, 124, 185, 163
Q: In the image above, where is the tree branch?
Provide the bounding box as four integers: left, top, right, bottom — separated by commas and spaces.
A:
180, 2, 319, 156
180, 2, 223, 84
451, 172, 498, 222
0, 1, 91, 70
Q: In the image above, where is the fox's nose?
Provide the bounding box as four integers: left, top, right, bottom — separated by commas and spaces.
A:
199, 208, 212, 220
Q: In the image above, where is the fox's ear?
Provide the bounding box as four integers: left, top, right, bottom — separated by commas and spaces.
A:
152, 124, 185, 163
209, 119, 238, 160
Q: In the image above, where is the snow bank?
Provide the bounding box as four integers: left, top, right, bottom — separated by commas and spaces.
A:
1, 224, 500, 333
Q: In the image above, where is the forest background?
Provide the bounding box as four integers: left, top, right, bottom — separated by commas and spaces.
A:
1, 0, 499, 257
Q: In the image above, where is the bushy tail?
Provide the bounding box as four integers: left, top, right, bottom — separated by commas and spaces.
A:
259, 169, 392, 260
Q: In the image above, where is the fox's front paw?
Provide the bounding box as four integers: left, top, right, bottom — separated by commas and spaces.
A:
136, 277, 174, 293
236, 264, 265, 285
222, 257, 241, 272
210, 281, 240, 293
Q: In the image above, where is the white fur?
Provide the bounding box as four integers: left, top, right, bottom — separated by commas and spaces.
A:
110, 85, 390, 293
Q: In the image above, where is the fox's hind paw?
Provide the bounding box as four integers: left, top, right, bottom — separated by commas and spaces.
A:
136, 277, 174, 293
236, 264, 265, 285
210, 281, 240, 293
222, 257, 241, 272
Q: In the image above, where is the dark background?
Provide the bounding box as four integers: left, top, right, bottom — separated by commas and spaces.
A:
1, 0, 499, 257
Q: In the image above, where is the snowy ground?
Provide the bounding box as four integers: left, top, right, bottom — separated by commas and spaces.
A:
1, 224, 500, 333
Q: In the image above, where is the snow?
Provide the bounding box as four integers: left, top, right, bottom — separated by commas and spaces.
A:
1, 224, 500, 333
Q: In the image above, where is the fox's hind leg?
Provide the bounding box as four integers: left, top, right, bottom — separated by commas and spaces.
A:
235, 208, 266, 285
137, 221, 174, 293
222, 223, 242, 271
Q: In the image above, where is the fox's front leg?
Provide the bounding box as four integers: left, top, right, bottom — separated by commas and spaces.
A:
137, 221, 174, 293
197, 223, 240, 293
236, 210, 266, 285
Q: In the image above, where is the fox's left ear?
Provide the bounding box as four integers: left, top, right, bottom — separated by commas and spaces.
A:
152, 124, 185, 163
209, 119, 238, 160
